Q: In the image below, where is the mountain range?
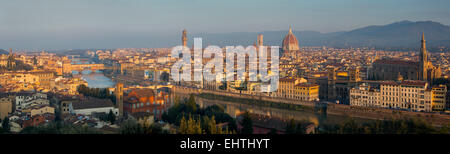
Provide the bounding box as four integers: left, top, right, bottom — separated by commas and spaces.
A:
190, 20, 450, 51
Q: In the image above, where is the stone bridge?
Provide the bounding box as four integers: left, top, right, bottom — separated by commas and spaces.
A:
64, 63, 108, 74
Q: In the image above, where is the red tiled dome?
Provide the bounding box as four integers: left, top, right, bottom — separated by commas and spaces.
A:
282, 27, 299, 51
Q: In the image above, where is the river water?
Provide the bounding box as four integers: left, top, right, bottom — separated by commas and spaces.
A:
72, 70, 116, 88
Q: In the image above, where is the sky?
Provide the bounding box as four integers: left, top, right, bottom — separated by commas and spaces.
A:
1, 0, 450, 49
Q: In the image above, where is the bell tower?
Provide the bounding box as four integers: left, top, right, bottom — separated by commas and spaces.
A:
419, 33, 428, 81
182, 29, 187, 47
115, 83, 124, 117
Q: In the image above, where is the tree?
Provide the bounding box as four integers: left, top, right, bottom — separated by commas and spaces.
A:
205, 116, 218, 134
2, 117, 10, 133
187, 94, 197, 112
179, 116, 188, 134
160, 71, 170, 82
240, 111, 253, 134
285, 119, 296, 134
33, 56, 38, 66
187, 116, 202, 134
108, 110, 116, 124
268, 128, 278, 135
120, 119, 143, 134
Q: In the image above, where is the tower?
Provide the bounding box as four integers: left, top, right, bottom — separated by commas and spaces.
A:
182, 29, 187, 47
7, 48, 16, 69
257, 34, 263, 47
349, 67, 361, 82
327, 66, 337, 100
115, 83, 124, 117
419, 33, 428, 81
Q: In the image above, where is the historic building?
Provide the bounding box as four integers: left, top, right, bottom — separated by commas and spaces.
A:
282, 27, 299, 52
281, 27, 300, 58
123, 88, 171, 119
0, 97, 13, 119
274, 77, 319, 101
182, 29, 187, 47
0, 48, 16, 69
431, 85, 447, 111
369, 33, 441, 83
115, 83, 124, 117
350, 80, 447, 112
316, 66, 362, 104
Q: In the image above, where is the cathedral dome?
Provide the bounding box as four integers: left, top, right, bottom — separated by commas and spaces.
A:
282, 27, 299, 51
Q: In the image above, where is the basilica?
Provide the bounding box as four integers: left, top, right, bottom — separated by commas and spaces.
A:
281, 26, 300, 58
369, 33, 441, 83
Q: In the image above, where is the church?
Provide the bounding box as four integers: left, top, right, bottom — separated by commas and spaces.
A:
281, 26, 300, 58
369, 33, 441, 83
0, 48, 16, 69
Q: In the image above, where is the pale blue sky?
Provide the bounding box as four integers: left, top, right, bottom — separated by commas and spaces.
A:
1, 0, 449, 49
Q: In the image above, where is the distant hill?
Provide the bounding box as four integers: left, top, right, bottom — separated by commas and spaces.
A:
189, 21, 450, 51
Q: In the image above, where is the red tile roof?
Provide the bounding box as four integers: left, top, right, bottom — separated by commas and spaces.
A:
400, 80, 427, 87
374, 59, 418, 66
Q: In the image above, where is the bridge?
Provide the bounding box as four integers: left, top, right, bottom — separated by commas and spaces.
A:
64, 63, 109, 74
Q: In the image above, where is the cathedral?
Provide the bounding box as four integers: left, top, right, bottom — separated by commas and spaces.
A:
0, 48, 16, 69
281, 26, 300, 58
369, 33, 441, 83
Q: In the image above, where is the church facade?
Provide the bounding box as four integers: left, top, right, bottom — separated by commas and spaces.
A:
369, 33, 441, 83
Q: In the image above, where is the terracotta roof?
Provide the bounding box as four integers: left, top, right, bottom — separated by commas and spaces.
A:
72, 97, 114, 110
374, 59, 418, 66
128, 88, 155, 98
282, 27, 299, 51
279, 77, 297, 82
400, 80, 427, 87
380, 81, 399, 86
295, 83, 319, 88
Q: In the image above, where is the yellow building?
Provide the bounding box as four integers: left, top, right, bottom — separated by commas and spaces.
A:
276, 77, 319, 101
10, 73, 40, 85
0, 97, 13, 119
350, 80, 437, 112
23, 105, 55, 117
431, 85, 447, 111
294, 83, 320, 101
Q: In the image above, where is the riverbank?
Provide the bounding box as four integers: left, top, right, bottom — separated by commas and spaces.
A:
172, 86, 450, 126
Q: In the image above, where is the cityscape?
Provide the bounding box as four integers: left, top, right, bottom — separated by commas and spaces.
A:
1, 0, 450, 141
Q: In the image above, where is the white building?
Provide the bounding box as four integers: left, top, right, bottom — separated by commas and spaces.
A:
15, 93, 48, 110
69, 98, 119, 116
350, 80, 435, 112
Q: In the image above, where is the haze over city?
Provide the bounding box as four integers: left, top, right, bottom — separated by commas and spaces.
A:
1, 0, 450, 49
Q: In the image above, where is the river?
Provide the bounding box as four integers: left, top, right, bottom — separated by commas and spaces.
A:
72, 70, 116, 88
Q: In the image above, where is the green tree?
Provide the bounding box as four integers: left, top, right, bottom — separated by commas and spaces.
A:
240, 111, 253, 134
2, 117, 10, 133
108, 110, 116, 124
179, 116, 188, 134
268, 128, 278, 134
160, 71, 170, 82
285, 119, 296, 134
120, 119, 143, 134
206, 116, 218, 134
187, 94, 197, 112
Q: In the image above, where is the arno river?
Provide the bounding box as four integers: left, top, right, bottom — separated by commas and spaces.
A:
73, 70, 115, 88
